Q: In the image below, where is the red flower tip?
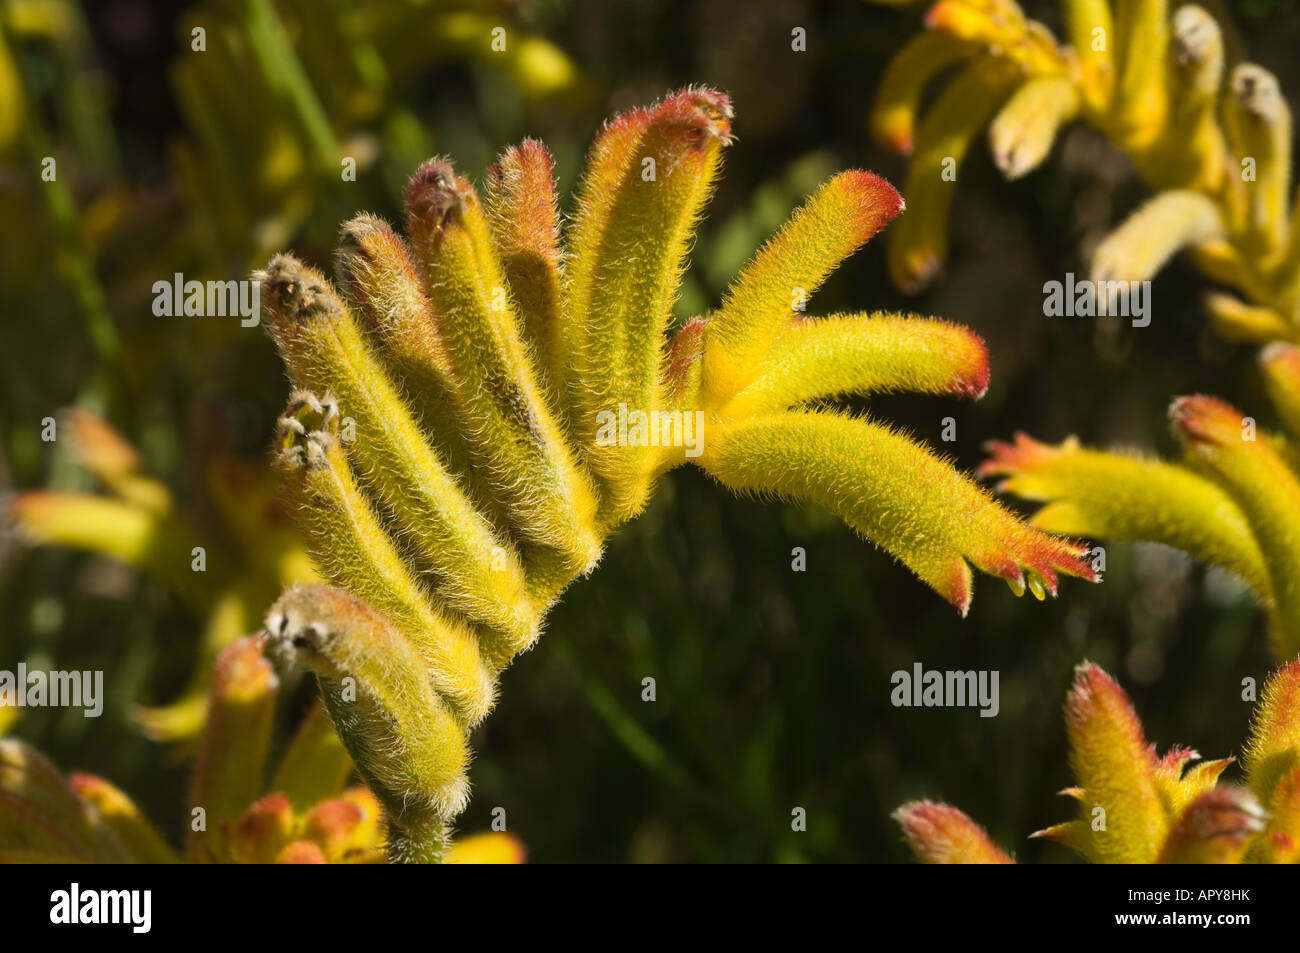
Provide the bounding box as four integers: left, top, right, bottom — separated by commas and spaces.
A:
977, 431, 1067, 478
302, 798, 365, 845
1157, 744, 1201, 777
650, 85, 735, 146
404, 157, 475, 230
981, 551, 1025, 585
1260, 340, 1300, 371
944, 559, 973, 617
276, 840, 327, 864
1066, 661, 1137, 731
1169, 394, 1254, 449
894, 799, 1014, 863
836, 170, 906, 245
955, 332, 991, 399
487, 137, 555, 187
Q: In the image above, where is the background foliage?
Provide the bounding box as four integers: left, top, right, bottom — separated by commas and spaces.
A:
3, 0, 1298, 862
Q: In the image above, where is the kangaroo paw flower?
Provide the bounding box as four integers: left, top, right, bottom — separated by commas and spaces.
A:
893, 800, 1015, 863
898, 660, 1300, 864
1090, 190, 1225, 288
700, 410, 1097, 615
262, 254, 538, 650
980, 430, 1270, 597
703, 171, 904, 400
721, 312, 990, 418
871, 30, 979, 154
248, 88, 1107, 856
875, 0, 1300, 344
988, 75, 1080, 180
263, 585, 471, 862
1171, 395, 1300, 653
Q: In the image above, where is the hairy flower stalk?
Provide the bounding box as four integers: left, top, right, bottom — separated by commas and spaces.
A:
262, 587, 471, 863
258, 87, 1096, 862
870, 0, 1300, 344
896, 660, 1300, 864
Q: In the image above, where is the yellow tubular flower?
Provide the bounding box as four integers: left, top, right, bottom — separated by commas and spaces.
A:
259, 254, 538, 650
980, 377, 1300, 655
1162, 6, 1225, 192
559, 90, 732, 523
703, 171, 905, 399
1223, 64, 1292, 260
273, 394, 496, 718
1203, 291, 1295, 343
872, 0, 1300, 343
404, 159, 602, 564
988, 75, 1081, 180
886, 57, 1023, 292
719, 312, 990, 418
1046, 663, 1170, 862
898, 661, 1297, 865
979, 432, 1270, 598
1090, 190, 1224, 287
699, 410, 1096, 615
893, 801, 1015, 863
870, 30, 979, 154
1171, 396, 1300, 654
263, 585, 471, 864
1062, 0, 1114, 109
1112, 0, 1170, 149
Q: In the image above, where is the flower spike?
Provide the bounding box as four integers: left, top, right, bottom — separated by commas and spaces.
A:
251, 88, 1101, 859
